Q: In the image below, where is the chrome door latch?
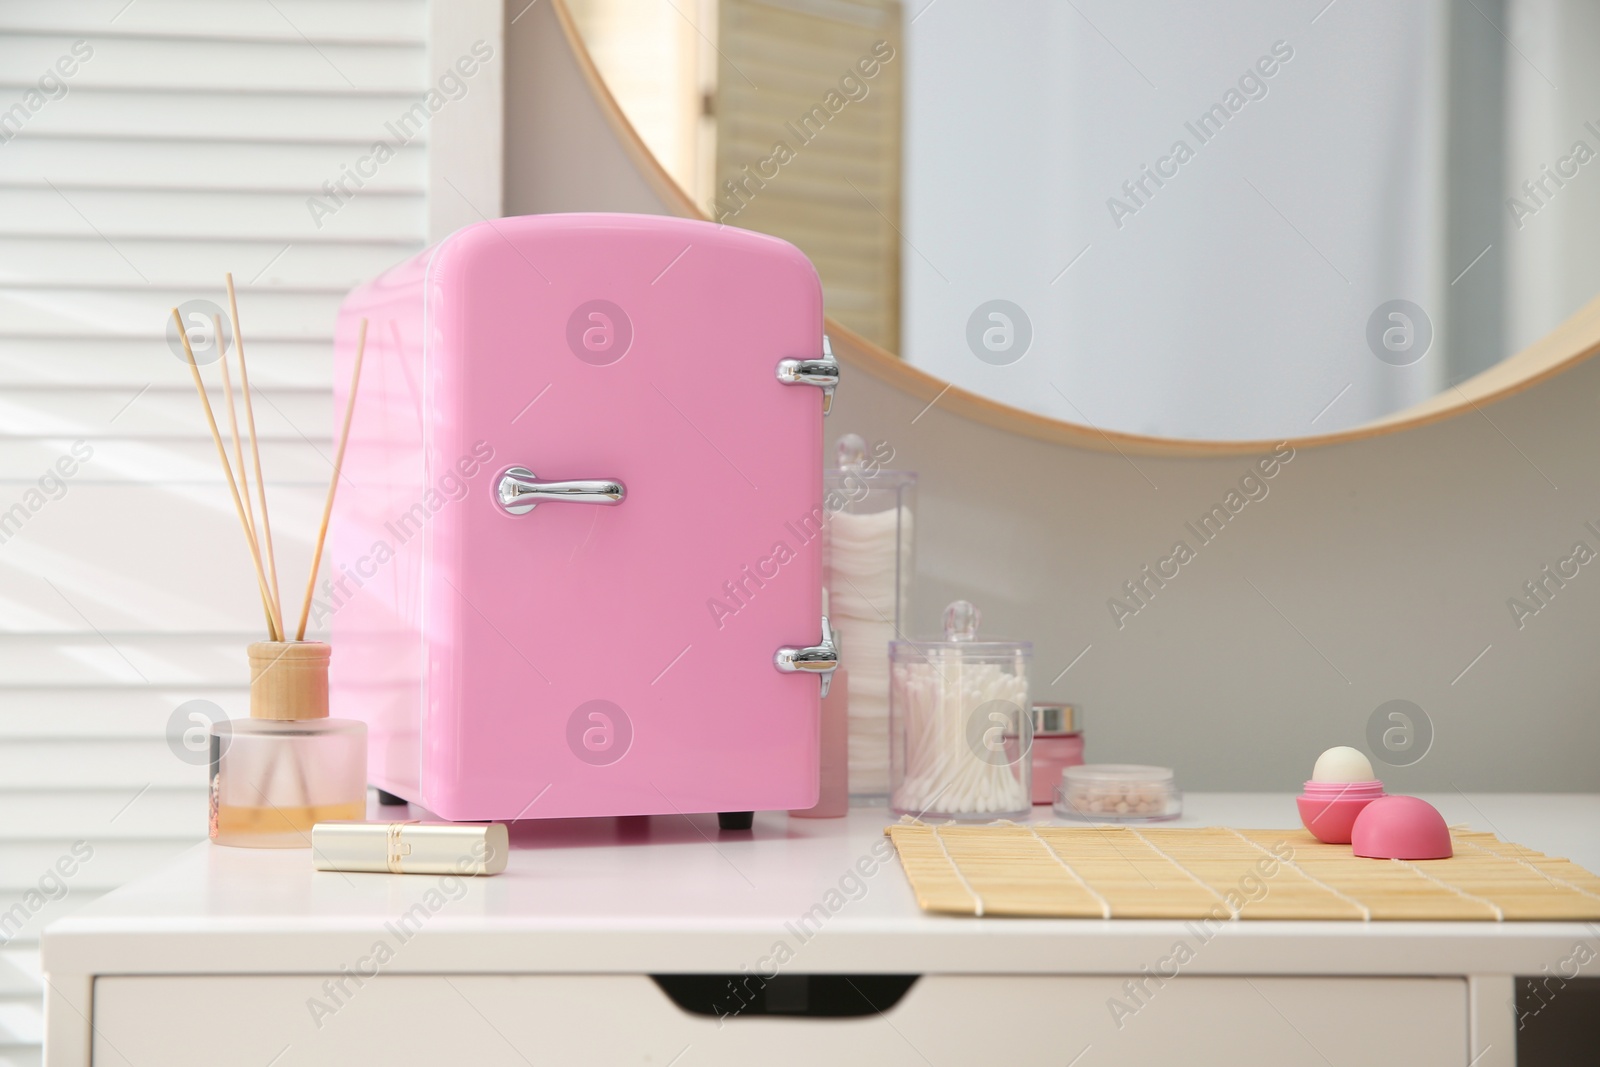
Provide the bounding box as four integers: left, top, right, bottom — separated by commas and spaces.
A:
774, 614, 840, 697
776, 334, 839, 415
496, 467, 626, 515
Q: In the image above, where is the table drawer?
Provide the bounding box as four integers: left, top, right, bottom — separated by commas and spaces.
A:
91, 973, 1467, 1065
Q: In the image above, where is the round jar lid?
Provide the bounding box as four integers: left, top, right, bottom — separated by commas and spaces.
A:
1063, 763, 1174, 787
1032, 702, 1080, 735
889, 600, 1033, 658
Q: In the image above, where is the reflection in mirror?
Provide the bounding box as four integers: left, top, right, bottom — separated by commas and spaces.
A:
567, 0, 1600, 441
565, 0, 902, 350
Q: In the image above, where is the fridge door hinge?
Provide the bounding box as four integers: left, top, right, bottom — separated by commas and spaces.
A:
774, 614, 840, 697
776, 334, 839, 415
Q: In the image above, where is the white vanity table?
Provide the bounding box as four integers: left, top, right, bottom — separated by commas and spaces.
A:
41, 794, 1599, 1066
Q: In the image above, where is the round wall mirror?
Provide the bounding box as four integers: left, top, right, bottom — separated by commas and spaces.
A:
563, 0, 1600, 441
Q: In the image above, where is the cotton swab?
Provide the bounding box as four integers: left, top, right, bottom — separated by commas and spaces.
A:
295, 317, 367, 640
172, 307, 280, 639
892, 648, 1030, 816
225, 273, 284, 639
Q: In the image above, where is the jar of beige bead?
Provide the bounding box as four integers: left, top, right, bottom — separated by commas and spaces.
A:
1054, 763, 1181, 822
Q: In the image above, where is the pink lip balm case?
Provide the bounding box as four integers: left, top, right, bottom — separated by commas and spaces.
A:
1296, 779, 1386, 844
1351, 795, 1454, 860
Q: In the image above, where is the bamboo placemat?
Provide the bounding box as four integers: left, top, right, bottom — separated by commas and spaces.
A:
886, 823, 1600, 920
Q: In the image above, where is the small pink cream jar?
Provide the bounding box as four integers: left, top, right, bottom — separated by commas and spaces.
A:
1030, 703, 1084, 805
1296, 780, 1386, 844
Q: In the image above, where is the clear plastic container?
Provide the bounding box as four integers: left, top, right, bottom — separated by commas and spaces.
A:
824, 433, 916, 800
210, 718, 368, 847
1053, 764, 1181, 823
890, 600, 1031, 820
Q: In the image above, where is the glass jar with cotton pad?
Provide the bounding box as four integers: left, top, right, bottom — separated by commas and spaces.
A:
824, 433, 916, 801
889, 600, 1031, 820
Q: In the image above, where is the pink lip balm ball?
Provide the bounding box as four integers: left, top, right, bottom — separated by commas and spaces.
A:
1297, 746, 1386, 844
1312, 746, 1375, 783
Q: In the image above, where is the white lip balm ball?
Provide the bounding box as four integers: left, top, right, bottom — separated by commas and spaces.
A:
1313, 746, 1375, 783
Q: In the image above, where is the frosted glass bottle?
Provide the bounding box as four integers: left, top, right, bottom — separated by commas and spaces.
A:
210, 642, 367, 848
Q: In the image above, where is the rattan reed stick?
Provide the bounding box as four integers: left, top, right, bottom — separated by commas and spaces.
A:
225, 274, 284, 639
213, 314, 277, 640
172, 307, 279, 638
295, 318, 367, 640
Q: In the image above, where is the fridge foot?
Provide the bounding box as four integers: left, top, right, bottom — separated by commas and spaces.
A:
717, 811, 754, 831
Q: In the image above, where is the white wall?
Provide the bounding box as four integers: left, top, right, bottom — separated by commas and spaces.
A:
902, 0, 1451, 440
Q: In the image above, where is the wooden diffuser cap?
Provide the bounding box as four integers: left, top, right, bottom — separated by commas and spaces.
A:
248, 641, 330, 720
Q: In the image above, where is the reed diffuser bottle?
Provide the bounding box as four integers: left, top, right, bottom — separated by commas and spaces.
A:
209, 642, 367, 848
173, 275, 372, 849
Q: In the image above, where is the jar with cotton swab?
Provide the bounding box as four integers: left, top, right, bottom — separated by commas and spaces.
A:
824, 433, 916, 801
890, 600, 1032, 821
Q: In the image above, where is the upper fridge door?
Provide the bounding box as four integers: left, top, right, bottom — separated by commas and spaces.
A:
425, 214, 827, 820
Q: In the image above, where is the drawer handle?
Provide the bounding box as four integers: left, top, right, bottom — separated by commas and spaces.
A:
651, 974, 918, 1018
496, 466, 626, 515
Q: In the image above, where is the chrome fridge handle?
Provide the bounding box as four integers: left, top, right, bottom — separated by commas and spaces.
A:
496, 467, 626, 515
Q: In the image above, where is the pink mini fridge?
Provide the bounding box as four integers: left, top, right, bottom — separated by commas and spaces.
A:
327, 214, 839, 826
